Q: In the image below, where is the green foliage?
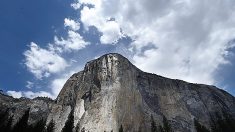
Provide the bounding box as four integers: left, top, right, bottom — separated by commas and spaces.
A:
2, 115, 13, 132
12, 108, 30, 132
119, 124, 124, 132
138, 125, 142, 132
151, 115, 157, 132
158, 126, 164, 132
210, 111, 235, 132
0, 109, 10, 129
46, 119, 55, 132
0, 109, 14, 132
6, 116, 13, 132
62, 109, 74, 132
0, 108, 50, 132
11, 108, 47, 132
29, 119, 46, 132
193, 112, 235, 132
150, 115, 172, 132
194, 119, 210, 132
162, 116, 172, 132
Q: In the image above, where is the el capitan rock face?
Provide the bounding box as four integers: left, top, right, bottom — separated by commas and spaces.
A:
1, 53, 235, 132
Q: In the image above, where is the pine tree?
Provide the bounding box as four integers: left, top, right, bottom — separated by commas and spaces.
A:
31, 119, 46, 132
138, 125, 142, 132
0, 109, 9, 128
4, 116, 13, 132
162, 116, 172, 132
0, 109, 13, 132
119, 124, 124, 132
194, 119, 209, 132
158, 126, 164, 132
222, 111, 235, 132
210, 111, 235, 132
46, 119, 55, 132
151, 115, 157, 132
62, 109, 74, 132
2, 115, 13, 132
81, 127, 85, 132
12, 108, 30, 132
75, 122, 80, 132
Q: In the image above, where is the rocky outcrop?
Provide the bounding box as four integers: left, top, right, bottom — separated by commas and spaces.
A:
0, 93, 54, 126
1, 53, 235, 132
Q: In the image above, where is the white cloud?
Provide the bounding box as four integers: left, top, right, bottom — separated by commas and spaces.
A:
23, 7, 90, 98
51, 78, 67, 96
7, 90, 54, 99
100, 20, 123, 44
80, 5, 123, 44
14, 67, 83, 100
54, 17, 89, 52
20, 0, 98, 100
71, 2, 81, 10
79, 0, 100, 6
64, 18, 80, 31
8, 67, 82, 100
23, 91, 53, 99
24, 42, 68, 79
26, 81, 34, 89
50, 67, 82, 97
78, 0, 235, 84
7, 91, 23, 98
20, 0, 235, 100
54, 30, 89, 51
24, 16, 89, 79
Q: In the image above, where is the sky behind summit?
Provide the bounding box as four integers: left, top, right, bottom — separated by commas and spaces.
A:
1, 0, 235, 99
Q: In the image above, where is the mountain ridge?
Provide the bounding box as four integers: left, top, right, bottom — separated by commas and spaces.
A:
0, 53, 235, 132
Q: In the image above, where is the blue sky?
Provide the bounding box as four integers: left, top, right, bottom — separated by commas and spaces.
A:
0, 0, 235, 98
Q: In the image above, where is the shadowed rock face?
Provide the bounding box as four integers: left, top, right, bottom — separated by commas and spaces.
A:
1, 53, 235, 132
0, 94, 54, 126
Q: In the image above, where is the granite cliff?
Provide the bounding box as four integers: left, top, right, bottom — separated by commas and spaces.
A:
0, 53, 235, 132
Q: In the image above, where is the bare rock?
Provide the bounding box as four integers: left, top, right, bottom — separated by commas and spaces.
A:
1, 53, 235, 132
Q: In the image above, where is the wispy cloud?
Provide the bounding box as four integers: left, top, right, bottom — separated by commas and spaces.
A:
77, 0, 235, 84
54, 30, 89, 52
71, 1, 81, 10
7, 90, 54, 99
49, 68, 81, 97
7, 68, 79, 99
24, 17, 89, 79
81, 5, 123, 44
24, 42, 68, 79
19, 14, 90, 99
7, 91, 23, 98
17, 0, 235, 99
64, 18, 80, 31
26, 81, 34, 89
